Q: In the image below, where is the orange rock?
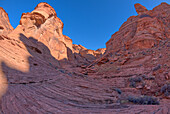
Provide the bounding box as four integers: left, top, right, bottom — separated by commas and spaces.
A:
0, 7, 14, 35
72, 44, 105, 63
134, 3, 148, 14
0, 2, 170, 113
106, 3, 169, 52
8, 3, 70, 60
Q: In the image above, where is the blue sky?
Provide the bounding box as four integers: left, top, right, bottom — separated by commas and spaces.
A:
0, 0, 169, 50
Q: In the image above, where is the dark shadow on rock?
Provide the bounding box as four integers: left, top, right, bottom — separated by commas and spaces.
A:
0, 33, 129, 112
19, 33, 60, 67
0, 33, 66, 86
0, 32, 69, 111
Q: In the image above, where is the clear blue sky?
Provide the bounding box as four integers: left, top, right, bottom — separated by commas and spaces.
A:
0, 0, 169, 50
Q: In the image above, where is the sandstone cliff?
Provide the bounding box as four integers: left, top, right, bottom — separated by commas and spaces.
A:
86, 2, 170, 106
7, 3, 72, 61
0, 2, 169, 113
6, 3, 104, 66
0, 7, 14, 35
106, 3, 169, 51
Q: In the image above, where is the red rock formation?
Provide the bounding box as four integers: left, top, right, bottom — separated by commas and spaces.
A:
8, 3, 71, 60
0, 7, 14, 35
106, 3, 170, 52
134, 3, 148, 14
72, 44, 106, 65
7, 3, 104, 64
0, 2, 169, 113
87, 3, 170, 109
0, 7, 13, 99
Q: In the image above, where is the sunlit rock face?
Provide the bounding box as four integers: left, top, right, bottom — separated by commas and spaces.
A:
106, 3, 170, 52
0, 8, 13, 99
7, 3, 104, 62
134, 3, 148, 14
87, 3, 170, 111
8, 3, 71, 60
0, 8, 14, 35
72, 44, 106, 64
0, 2, 169, 114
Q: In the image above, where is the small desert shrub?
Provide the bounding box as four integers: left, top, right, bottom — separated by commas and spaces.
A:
161, 84, 170, 96
152, 64, 161, 71
105, 99, 113, 104
164, 91, 169, 97
129, 81, 136, 88
141, 74, 155, 80
129, 77, 143, 88
144, 76, 155, 80
127, 96, 159, 105
129, 77, 142, 82
114, 88, 122, 94
59, 69, 65, 73
129, 75, 156, 88
161, 84, 167, 93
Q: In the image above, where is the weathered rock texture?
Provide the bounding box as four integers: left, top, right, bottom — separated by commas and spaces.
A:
7, 3, 104, 66
106, 3, 170, 51
134, 3, 148, 14
72, 44, 106, 64
0, 2, 170, 114
0, 7, 14, 35
8, 3, 72, 61
85, 2, 170, 112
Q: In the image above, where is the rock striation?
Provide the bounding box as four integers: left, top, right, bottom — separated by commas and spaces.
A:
134, 3, 148, 14
0, 2, 170, 113
8, 3, 71, 61
7, 3, 104, 65
72, 44, 106, 63
106, 3, 170, 52
86, 2, 170, 110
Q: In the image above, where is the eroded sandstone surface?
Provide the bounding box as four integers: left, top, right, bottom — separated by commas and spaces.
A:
0, 2, 169, 114
0, 8, 13, 35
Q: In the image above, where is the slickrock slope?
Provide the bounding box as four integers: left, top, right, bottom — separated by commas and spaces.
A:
0, 2, 170, 114
85, 2, 170, 112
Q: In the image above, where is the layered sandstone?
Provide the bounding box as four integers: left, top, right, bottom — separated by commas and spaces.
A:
86, 3, 170, 109
0, 2, 169, 114
8, 3, 72, 60
7, 3, 104, 64
73, 44, 106, 63
106, 3, 170, 52
134, 3, 148, 14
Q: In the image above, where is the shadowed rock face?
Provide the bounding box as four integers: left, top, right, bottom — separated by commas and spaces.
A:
0, 2, 170, 113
